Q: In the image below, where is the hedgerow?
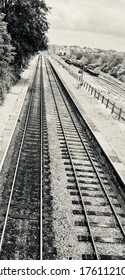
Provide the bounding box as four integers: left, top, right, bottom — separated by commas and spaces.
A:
0, 13, 15, 102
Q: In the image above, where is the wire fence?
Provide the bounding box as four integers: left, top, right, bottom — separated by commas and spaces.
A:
53, 56, 125, 122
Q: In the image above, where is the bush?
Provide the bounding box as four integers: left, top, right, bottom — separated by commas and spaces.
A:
0, 13, 15, 102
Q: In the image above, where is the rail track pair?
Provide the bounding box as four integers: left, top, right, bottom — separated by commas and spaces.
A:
0, 54, 125, 259
43, 57, 125, 260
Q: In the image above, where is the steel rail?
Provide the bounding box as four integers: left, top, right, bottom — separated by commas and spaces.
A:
96, 76, 125, 98
84, 70, 125, 97
99, 76, 125, 93
0, 56, 40, 254
40, 55, 43, 260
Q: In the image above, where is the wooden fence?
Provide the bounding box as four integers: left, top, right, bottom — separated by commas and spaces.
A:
83, 81, 125, 121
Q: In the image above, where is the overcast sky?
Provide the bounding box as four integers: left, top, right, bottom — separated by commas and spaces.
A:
46, 0, 125, 52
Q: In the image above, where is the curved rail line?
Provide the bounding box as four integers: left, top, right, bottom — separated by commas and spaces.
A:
93, 75, 125, 99
0, 56, 42, 259
44, 57, 125, 260
99, 75, 125, 92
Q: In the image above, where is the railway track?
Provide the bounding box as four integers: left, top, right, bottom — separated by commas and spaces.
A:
43, 57, 125, 260
99, 75, 125, 92
0, 56, 42, 259
92, 75, 125, 99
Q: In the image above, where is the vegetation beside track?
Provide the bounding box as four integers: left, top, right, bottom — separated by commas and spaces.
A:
0, 0, 50, 102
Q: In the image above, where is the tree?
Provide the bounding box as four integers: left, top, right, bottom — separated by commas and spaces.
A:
0, 13, 15, 101
75, 50, 83, 60
1, 0, 50, 69
108, 53, 124, 68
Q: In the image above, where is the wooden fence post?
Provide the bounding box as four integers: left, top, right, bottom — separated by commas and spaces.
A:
102, 96, 104, 103
106, 99, 109, 108
111, 103, 115, 114
118, 108, 122, 120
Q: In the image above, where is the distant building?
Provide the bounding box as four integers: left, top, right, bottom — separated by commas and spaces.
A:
55, 45, 71, 56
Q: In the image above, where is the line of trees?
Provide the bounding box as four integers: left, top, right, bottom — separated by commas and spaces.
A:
68, 47, 125, 82
0, 0, 50, 101
0, 13, 15, 100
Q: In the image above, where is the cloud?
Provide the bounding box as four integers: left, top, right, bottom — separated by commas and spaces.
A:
47, 27, 125, 51
46, 0, 125, 38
